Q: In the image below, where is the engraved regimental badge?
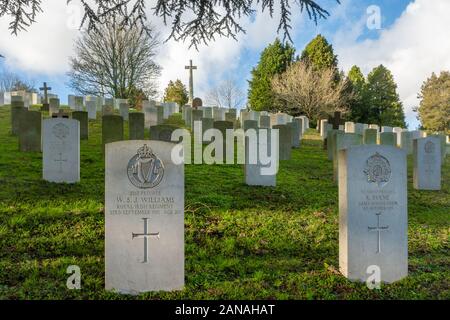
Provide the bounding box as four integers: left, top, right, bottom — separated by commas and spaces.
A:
424, 141, 435, 154
364, 152, 391, 187
127, 144, 164, 189
52, 123, 69, 140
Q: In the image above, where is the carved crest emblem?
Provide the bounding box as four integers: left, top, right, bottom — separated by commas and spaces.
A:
364, 152, 391, 186
52, 123, 69, 140
127, 144, 164, 189
424, 141, 435, 154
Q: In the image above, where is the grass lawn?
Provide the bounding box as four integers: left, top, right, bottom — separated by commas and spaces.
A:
0, 106, 448, 300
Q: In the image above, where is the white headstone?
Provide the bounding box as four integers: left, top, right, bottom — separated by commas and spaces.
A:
143, 100, 157, 127
49, 98, 60, 116
119, 103, 129, 121
105, 141, 184, 294
339, 145, 407, 284
114, 98, 128, 110
43, 118, 80, 183
413, 137, 441, 190
320, 119, 329, 138
68, 95, 76, 110
345, 122, 355, 133
245, 129, 277, 186
86, 101, 97, 120
355, 123, 368, 136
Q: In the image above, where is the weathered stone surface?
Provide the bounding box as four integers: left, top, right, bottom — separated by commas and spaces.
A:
345, 122, 355, 133
333, 132, 362, 182
105, 141, 184, 293
102, 115, 124, 151
240, 111, 251, 127
150, 125, 179, 142
19, 110, 42, 152
43, 118, 80, 183
129, 113, 145, 140
243, 120, 258, 131
259, 115, 270, 129
245, 129, 277, 186
201, 118, 214, 144
143, 101, 156, 127
49, 98, 60, 117
339, 145, 408, 284
184, 106, 192, 127
355, 123, 368, 135
203, 107, 213, 119
327, 129, 343, 160
119, 103, 129, 121
191, 110, 203, 130
213, 121, 235, 161
156, 106, 164, 125
379, 132, 397, 146
11, 104, 26, 136
320, 119, 329, 139
413, 136, 441, 190
290, 118, 302, 148
86, 101, 97, 120
272, 124, 291, 160
102, 105, 115, 116
399, 131, 413, 155
225, 112, 236, 123
364, 129, 378, 145
72, 111, 89, 140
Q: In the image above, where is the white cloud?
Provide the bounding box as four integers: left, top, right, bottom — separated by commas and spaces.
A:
0, 0, 291, 105
334, 0, 450, 129
0, 0, 81, 74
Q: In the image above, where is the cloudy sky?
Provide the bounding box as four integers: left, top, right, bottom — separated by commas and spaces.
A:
1, 0, 449, 129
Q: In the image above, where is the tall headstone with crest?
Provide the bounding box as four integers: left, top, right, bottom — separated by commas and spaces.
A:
339, 145, 408, 284
105, 141, 184, 294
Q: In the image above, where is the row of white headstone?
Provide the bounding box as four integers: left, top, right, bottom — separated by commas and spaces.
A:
319, 118, 449, 155
0, 91, 39, 109
66, 95, 180, 123
104, 140, 422, 294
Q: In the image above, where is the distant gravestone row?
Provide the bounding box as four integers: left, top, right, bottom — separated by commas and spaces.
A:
320, 112, 445, 191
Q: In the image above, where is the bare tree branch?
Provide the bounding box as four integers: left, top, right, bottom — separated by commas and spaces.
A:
206, 79, 246, 108
67, 19, 161, 99
272, 60, 351, 121
0, 0, 340, 48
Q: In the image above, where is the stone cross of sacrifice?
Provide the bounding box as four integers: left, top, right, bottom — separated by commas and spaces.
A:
185, 60, 197, 105
39, 82, 52, 104
329, 111, 345, 130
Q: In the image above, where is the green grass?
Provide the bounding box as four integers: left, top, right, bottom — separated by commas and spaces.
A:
0, 106, 448, 300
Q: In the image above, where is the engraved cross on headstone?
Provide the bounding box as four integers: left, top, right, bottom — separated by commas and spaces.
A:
329, 111, 345, 130
185, 60, 197, 105
39, 82, 52, 104
368, 212, 389, 254
132, 218, 160, 263
54, 153, 67, 173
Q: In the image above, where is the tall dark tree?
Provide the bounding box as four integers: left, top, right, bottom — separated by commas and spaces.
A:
366, 65, 406, 127
67, 19, 161, 100
416, 71, 450, 134
300, 34, 338, 71
163, 80, 189, 107
248, 38, 295, 111
346, 65, 370, 123
0, 1, 340, 48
